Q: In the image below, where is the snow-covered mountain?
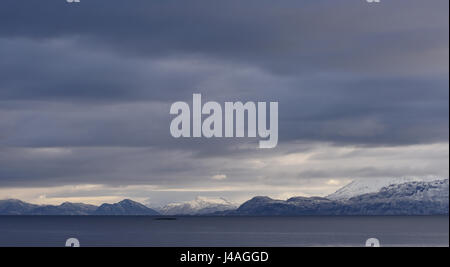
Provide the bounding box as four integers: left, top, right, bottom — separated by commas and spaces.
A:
350, 179, 449, 203
327, 177, 443, 201
343, 179, 449, 215
158, 197, 237, 215
228, 179, 449, 216
1, 179, 448, 216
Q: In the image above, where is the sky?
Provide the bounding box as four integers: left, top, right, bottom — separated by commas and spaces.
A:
0, 0, 448, 206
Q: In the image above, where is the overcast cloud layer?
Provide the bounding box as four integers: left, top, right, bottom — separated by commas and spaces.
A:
0, 0, 448, 205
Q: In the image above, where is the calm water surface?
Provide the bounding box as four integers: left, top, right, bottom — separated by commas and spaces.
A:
0, 216, 448, 247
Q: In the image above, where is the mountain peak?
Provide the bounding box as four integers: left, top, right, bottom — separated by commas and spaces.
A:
350, 179, 450, 203
94, 199, 159, 216
158, 197, 237, 215
118, 199, 139, 205
232, 179, 449, 216
327, 177, 444, 201
0, 199, 39, 215
0, 199, 27, 204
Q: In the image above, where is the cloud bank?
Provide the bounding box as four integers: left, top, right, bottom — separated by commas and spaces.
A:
0, 0, 448, 205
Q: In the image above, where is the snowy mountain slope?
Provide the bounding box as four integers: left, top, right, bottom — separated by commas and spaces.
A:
342, 179, 449, 215
158, 197, 237, 215
1, 179, 448, 216
350, 179, 449, 203
327, 177, 443, 201
230, 179, 449, 216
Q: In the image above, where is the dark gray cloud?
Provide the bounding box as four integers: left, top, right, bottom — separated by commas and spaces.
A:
0, 0, 448, 192
0, 38, 447, 148
0, 0, 447, 75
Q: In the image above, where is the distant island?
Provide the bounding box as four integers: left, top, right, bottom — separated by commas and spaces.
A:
1, 179, 448, 216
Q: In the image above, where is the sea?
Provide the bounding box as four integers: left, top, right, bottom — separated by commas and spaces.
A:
0, 216, 448, 247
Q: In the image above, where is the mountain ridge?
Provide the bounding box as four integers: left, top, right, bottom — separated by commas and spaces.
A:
227, 179, 449, 216
94, 199, 159, 215
157, 197, 237, 215
327, 176, 442, 200
1, 179, 448, 216
0, 199, 159, 216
